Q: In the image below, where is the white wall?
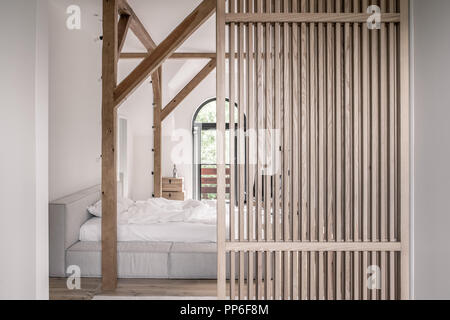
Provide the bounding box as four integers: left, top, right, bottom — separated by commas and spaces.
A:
0, 0, 49, 300
412, 0, 450, 300
49, 0, 103, 201
161, 63, 216, 200
35, 0, 50, 300
118, 59, 154, 200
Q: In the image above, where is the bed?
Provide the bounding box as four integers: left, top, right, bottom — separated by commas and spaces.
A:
49, 185, 234, 279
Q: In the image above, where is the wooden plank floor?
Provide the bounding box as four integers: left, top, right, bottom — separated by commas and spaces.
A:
50, 278, 217, 300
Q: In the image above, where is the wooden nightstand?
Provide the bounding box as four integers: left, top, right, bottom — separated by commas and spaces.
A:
162, 177, 185, 201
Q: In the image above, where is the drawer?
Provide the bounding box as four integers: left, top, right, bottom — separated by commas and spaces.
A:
162, 177, 184, 192
162, 192, 185, 201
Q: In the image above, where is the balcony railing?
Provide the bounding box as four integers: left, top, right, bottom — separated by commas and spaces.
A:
200, 165, 230, 200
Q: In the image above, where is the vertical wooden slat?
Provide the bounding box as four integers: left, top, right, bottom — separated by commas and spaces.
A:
344, 0, 352, 244
389, 0, 398, 301
362, 0, 370, 240
370, 0, 380, 302
389, 0, 398, 243
361, 0, 370, 301
273, 0, 282, 301
264, 0, 273, 301
246, 5, 254, 242
273, 0, 282, 243
353, 0, 361, 301
379, 0, 389, 301
370, 1, 380, 242
399, 0, 410, 301
247, 0, 255, 300
216, 0, 227, 300
380, 0, 388, 243
256, 0, 264, 300
101, 0, 118, 291
291, 0, 300, 301
238, 9, 245, 297
335, 0, 343, 301
265, 0, 273, 244
244, 251, 251, 300
344, 0, 353, 300
326, 0, 336, 301
317, 0, 325, 244
266, 251, 272, 300
300, 0, 309, 302
230, 251, 236, 299
248, 251, 254, 300
317, 0, 326, 301
228, 0, 236, 301
282, 0, 291, 300
353, 0, 361, 244
309, 0, 317, 301
238, 0, 246, 248
240, 0, 247, 302
275, 251, 282, 300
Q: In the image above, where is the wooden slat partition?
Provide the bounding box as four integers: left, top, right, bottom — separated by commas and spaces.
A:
217, 0, 409, 300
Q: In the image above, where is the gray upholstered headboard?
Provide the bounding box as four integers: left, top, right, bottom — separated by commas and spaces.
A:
49, 185, 101, 277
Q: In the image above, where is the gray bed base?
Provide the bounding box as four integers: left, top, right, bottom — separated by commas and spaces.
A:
49, 185, 230, 279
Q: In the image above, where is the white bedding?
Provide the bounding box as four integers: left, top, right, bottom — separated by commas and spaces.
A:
80, 197, 263, 243
81, 198, 231, 243
80, 217, 218, 243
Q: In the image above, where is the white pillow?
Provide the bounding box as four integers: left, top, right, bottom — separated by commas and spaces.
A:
88, 197, 134, 218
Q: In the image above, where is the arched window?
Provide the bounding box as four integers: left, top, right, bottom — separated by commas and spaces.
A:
192, 98, 245, 201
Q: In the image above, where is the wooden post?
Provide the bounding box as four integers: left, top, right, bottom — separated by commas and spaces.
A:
101, 0, 118, 291
153, 68, 162, 198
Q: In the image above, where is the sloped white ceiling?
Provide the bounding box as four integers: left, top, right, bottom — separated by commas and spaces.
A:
122, 0, 216, 53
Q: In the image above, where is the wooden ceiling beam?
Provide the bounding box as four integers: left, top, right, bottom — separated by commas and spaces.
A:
117, 14, 131, 54
114, 0, 216, 107
119, 52, 271, 60
118, 0, 157, 51
120, 52, 217, 60
161, 58, 216, 121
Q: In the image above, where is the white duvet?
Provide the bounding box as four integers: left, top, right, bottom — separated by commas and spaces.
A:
82, 198, 226, 243
79, 218, 218, 242
82, 198, 244, 242
88, 197, 218, 225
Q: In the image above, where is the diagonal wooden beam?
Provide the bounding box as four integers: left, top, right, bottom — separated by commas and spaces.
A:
114, 0, 216, 107
118, 0, 156, 51
117, 14, 131, 54
161, 58, 216, 121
